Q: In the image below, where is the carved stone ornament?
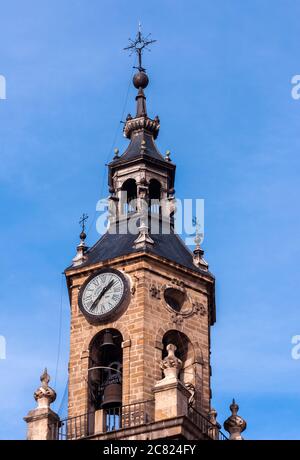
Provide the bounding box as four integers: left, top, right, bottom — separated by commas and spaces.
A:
224, 399, 247, 440
185, 382, 196, 405
138, 176, 148, 187
151, 280, 207, 323
208, 408, 222, 440
149, 284, 161, 299
193, 301, 207, 317
160, 344, 182, 381
34, 368, 56, 409
137, 184, 148, 200
131, 275, 139, 295
208, 408, 218, 425
171, 313, 183, 326
170, 278, 185, 290
123, 116, 160, 140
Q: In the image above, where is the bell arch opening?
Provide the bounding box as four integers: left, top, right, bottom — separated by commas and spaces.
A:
149, 179, 161, 215
121, 179, 137, 214
88, 329, 123, 414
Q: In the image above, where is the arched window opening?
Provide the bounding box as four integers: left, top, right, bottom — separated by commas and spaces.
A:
88, 329, 123, 432
121, 179, 137, 214
149, 179, 161, 215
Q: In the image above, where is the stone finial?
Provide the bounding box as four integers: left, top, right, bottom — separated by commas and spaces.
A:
40, 368, 50, 387
224, 399, 247, 440
160, 344, 182, 381
208, 408, 221, 439
24, 368, 59, 440
193, 231, 208, 271
113, 148, 119, 159
208, 408, 218, 425
72, 237, 88, 267
165, 150, 171, 161
34, 368, 56, 409
133, 221, 154, 249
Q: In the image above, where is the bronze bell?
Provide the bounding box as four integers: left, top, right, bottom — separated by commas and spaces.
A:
101, 383, 122, 409
100, 331, 115, 348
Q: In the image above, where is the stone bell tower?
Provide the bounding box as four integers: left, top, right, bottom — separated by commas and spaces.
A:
25, 28, 249, 441
58, 29, 221, 440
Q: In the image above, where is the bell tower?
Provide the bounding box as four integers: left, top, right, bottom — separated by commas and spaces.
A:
61, 29, 223, 441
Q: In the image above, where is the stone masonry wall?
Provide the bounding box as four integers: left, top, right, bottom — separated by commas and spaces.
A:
66, 254, 213, 420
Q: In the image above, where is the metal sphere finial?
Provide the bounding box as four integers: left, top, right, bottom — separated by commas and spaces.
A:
133, 71, 149, 89
80, 231, 86, 241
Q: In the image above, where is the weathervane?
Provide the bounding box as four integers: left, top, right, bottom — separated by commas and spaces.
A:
79, 213, 88, 235
124, 23, 156, 72
192, 216, 203, 248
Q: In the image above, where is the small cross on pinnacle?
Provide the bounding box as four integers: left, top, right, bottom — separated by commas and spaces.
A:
79, 213, 88, 234
124, 23, 156, 72
72, 214, 88, 266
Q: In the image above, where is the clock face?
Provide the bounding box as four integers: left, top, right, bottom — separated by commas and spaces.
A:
79, 269, 127, 321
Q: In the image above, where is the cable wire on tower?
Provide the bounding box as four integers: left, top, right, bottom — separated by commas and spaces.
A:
54, 273, 64, 389
86, 55, 137, 237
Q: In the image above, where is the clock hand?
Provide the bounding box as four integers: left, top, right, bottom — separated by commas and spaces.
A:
89, 280, 115, 312
89, 289, 105, 312
100, 280, 115, 300
102, 280, 115, 295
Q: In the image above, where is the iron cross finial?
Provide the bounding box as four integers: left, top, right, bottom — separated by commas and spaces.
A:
193, 216, 203, 248
79, 213, 88, 233
193, 216, 201, 234
124, 24, 156, 72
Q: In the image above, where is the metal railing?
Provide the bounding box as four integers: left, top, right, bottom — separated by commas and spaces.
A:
55, 411, 95, 440
55, 399, 155, 440
53, 401, 227, 441
105, 399, 154, 432
188, 406, 228, 440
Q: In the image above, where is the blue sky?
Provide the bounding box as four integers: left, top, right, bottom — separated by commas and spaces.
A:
0, 0, 300, 440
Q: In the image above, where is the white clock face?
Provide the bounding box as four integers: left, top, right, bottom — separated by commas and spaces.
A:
81, 271, 125, 317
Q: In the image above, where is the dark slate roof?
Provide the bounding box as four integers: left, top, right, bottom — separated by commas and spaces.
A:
111, 131, 165, 165
67, 229, 213, 278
